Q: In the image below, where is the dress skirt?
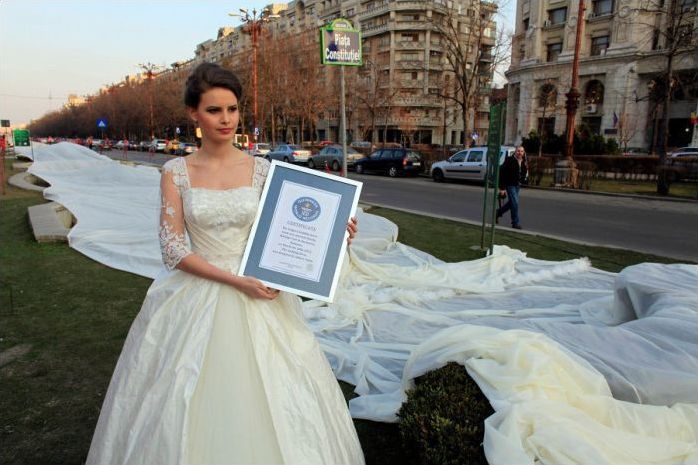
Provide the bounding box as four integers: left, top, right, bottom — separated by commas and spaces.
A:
86, 269, 365, 465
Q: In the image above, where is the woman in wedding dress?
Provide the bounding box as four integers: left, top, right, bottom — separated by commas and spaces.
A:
86, 63, 365, 465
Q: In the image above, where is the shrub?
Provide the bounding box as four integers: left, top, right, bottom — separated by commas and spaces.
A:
398, 362, 493, 465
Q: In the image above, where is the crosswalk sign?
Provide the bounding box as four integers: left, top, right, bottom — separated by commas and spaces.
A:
97, 118, 108, 129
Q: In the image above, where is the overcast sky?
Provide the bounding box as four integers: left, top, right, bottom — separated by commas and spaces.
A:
0, 0, 514, 126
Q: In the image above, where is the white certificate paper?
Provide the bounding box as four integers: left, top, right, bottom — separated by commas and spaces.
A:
259, 181, 341, 281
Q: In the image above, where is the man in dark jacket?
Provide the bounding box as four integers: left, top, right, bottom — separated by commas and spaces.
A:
497, 145, 528, 229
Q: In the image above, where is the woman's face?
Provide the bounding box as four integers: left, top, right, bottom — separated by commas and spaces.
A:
189, 87, 239, 145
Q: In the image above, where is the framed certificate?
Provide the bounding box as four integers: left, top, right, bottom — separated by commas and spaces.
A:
239, 160, 362, 302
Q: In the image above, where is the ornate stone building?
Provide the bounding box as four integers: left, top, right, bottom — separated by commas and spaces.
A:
505, 0, 698, 149
192, 0, 497, 145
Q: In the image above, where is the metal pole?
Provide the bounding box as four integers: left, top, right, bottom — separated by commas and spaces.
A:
564, 0, 585, 161
252, 18, 259, 143
340, 66, 347, 177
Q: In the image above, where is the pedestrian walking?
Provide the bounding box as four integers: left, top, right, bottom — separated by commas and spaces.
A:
496, 145, 528, 230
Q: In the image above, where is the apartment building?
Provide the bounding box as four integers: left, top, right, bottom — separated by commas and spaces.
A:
192, 0, 497, 146
505, 0, 698, 149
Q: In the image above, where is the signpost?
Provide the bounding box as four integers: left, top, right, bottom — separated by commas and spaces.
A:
479, 102, 506, 255
97, 118, 108, 143
13, 129, 30, 147
320, 19, 362, 177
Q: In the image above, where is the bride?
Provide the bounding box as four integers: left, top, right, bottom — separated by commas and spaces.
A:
86, 63, 365, 465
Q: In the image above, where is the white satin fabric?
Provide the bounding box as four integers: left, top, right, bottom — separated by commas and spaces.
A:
22, 143, 698, 465
83, 154, 364, 464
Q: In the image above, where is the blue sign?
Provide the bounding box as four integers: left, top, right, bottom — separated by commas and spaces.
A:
97, 118, 108, 129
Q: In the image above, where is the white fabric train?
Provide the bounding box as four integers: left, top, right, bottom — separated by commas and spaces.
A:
21, 143, 698, 464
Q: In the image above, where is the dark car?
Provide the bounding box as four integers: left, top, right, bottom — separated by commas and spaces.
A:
354, 148, 424, 177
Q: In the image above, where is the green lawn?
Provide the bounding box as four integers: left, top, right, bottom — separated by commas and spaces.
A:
538, 174, 698, 199
0, 157, 686, 465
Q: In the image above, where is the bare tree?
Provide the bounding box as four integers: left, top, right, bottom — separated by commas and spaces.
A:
427, 0, 510, 144
634, 0, 698, 157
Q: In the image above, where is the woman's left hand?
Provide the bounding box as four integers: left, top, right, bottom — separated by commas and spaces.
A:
346, 216, 358, 246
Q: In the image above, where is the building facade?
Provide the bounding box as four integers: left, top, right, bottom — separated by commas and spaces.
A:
192, 0, 497, 146
505, 0, 698, 150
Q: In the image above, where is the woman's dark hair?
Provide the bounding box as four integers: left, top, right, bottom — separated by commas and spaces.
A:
184, 62, 243, 108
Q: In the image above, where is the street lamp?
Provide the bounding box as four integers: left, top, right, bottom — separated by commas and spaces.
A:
136, 62, 165, 140
229, 8, 279, 143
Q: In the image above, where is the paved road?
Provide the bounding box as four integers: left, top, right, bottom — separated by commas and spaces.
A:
353, 174, 698, 262
106, 152, 698, 261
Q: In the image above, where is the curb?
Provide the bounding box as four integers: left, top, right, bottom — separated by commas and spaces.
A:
417, 173, 698, 204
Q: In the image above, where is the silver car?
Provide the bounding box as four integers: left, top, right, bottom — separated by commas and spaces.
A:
430, 145, 515, 182
266, 144, 312, 164
308, 145, 363, 171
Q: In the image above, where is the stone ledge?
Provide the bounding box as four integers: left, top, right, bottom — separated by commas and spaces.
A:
8, 171, 47, 192
27, 202, 73, 243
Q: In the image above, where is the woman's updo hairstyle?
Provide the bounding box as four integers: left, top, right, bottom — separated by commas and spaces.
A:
184, 62, 243, 108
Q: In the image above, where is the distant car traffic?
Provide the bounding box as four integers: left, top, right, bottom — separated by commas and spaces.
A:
308, 144, 362, 171
669, 147, 698, 158
149, 139, 168, 152
354, 147, 424, 177
430, 146, 516, 183
175, 142, 197, 155
266, 144, 312, 164
164, 140, 181, 154
249, 143, 271, 157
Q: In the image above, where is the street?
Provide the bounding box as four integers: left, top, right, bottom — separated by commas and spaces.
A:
105, 151, 698, 262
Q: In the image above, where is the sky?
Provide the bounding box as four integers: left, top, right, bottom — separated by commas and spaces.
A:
0, 0, 515, 127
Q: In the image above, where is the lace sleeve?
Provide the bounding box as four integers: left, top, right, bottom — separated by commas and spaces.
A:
159, 163, 192, 270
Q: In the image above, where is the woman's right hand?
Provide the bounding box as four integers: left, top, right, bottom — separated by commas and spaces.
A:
236, 276, 280, 300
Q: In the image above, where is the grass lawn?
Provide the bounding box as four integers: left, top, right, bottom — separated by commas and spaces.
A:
538, 174, 698, 199
0, 157, 686, 465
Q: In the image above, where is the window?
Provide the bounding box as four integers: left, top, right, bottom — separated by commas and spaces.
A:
411, 71, 418, 79
584, 80, 605, 104
591, 0, 613, 16
451, 152, 466, 162
346, 8, 354, 16
652, 29, 661, 50
548, 7, 567, 24
468, 150, 484, 162
590, 35, 610, 55
680, 0, 697, 11
547, 43, 563, 61
523, 17, 529, 30
401, 33, 419, 42
538, 83, 558, 107
677, 25, 693, 46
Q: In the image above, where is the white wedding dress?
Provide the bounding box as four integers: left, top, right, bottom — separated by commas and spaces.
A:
86, 156, 365, 465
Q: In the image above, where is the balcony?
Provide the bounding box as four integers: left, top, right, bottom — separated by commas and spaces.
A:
361, 22, 389, 37
395, 60, 425, 70
394, 95, 443, 107
393, 20, 430, 31
358, 2, 390, 19
398, 79, 423, 88
479, 52, 494, 62
396, 40, 426, 50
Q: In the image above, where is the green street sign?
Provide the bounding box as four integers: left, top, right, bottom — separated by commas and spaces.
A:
320, 19, 362, 66
13, 129, 30, 146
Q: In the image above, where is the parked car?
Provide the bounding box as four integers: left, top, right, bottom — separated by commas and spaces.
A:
308, 144, 363, 171
164, 140, 181, 154
663, 147, 698, 181
138, 140, 150, 151
114, 140, 128, 150
354, 148, 424, 177
249, 143, 271, 157
266, 144, 312, 164
148, 139, 168, 152
317, 140, 334, 147
669, 147, 698, 158
350, 141, 372, 149
175, 142, 197, 155
430, 146, 516, 183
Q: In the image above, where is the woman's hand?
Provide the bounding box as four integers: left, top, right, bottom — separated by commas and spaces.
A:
236, 276, 280, 300
346, 216, 358, 246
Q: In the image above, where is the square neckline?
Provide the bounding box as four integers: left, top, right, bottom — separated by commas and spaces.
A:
182, 155, 258, 192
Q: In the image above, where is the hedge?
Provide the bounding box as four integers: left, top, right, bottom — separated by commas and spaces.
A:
398, 362, 494, 465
